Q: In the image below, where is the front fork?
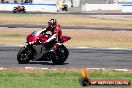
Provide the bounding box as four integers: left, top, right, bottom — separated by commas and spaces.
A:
24, 43, 35, 56
24, 43, 32, 48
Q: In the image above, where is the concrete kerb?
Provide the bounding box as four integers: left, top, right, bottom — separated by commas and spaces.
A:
85, 68, 132, 72
15, 67, 132, 72
0, 67, 131, 72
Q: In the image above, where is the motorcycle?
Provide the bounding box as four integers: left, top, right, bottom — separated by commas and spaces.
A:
62, 4, 68, 12
13, 6, 26, 13
17, 29, 71, 65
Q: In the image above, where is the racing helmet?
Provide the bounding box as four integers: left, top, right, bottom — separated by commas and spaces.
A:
48, 19, 57, 28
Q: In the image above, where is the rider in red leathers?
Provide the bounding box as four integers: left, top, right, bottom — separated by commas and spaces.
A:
41, 18, 63, 51
17, 4, 22, 10
34, 18, 63, 61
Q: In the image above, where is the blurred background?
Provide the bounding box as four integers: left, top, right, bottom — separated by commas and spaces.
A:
0, 0, 132, 12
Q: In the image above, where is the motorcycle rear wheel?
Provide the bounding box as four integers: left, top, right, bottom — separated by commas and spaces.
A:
23, 10, 26, 13
52, 45, 69, 65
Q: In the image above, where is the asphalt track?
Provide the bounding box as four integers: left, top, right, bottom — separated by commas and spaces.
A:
0, 46, 132, 69
1, 11, 132, 15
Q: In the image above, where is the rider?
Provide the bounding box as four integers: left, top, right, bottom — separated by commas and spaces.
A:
17, 4, 23, 10
33, 18, 64, 61
40, 18, 63, 51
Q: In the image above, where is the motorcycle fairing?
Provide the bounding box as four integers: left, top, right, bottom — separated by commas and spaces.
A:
31, 45, 46, 61
27, 31, 48, 44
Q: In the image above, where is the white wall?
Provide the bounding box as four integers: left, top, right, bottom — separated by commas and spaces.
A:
33, 0, 56, 4
82, 4, 122, 11
33, 0, 81, 7
1, 2, 132, 12
33, 0, 72, 7
0, 3, 57, 12
82, 4, 132, 12
25, 4, 57, 12
122, 5, 132, 12
118, 0, 132, 2
73, 0, 81, 7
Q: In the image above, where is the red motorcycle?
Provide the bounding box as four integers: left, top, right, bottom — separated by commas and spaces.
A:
13, 6, 26, 13
17, 29, 71, 65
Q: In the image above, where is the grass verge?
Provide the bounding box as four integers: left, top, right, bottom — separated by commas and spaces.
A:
0, 70, 131, 88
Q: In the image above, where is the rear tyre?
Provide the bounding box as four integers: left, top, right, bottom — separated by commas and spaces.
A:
52, 45, 69, 65
17, 47, 34, 64
23, 10, 26, 13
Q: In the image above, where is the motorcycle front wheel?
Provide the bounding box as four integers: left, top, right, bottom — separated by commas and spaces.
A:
17, 47, 35, 64
13, 9, 17, 13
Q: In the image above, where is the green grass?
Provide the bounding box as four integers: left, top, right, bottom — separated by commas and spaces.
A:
0, 70, 131, 88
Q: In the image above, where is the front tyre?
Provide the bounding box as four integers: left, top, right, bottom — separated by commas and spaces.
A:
13, 9, 17, 13
52, 45, 69, 65
17, 47, 33, 64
